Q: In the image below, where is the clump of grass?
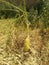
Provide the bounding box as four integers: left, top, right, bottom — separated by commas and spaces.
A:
22, 0, 31, 52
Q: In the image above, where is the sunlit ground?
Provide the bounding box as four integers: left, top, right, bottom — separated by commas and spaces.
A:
0, 19, 49, 65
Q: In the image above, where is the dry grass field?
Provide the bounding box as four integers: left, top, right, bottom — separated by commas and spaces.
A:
0, 19, 49, 65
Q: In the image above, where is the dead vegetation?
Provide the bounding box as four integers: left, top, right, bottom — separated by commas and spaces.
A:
0, 19, 49, 65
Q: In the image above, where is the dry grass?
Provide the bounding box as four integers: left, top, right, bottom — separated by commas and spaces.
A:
0, 19, 49, 65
